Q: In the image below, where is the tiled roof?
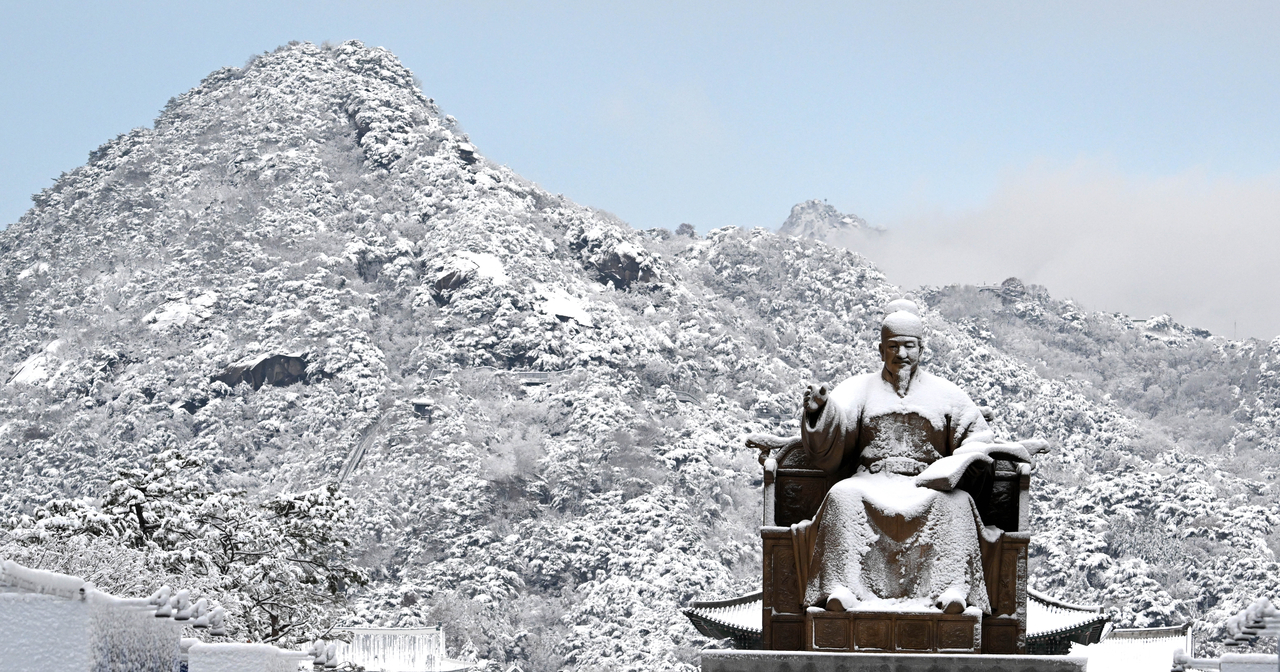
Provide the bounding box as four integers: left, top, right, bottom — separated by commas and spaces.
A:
1027, 588, 1110, 638
682, 591, 762, 647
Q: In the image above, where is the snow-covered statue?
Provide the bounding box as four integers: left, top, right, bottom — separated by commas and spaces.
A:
783, 299, 1047, 616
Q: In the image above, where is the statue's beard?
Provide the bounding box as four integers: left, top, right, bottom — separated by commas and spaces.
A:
889, 364, 916, 396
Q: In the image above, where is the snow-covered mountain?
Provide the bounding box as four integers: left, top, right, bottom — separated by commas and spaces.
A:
778, 199, 883, 242
1, 41, 1278, 671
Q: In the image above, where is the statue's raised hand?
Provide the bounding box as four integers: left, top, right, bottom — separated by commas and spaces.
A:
804, 383, 829, 425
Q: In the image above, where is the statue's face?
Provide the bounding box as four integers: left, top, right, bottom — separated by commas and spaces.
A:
880, 335, 921, 376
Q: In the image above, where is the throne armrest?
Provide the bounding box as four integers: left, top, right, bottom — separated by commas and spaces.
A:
747, 433, 803, 465
762, 458, 778, 527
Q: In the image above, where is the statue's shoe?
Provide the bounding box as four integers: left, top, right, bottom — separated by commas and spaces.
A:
825, 586, 858, 612
936, 587, 967, 614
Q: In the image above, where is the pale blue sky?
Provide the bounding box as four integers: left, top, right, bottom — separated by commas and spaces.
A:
4, 2, 1280, 338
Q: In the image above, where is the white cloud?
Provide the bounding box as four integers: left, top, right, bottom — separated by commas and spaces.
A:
855, 159, 1280, 340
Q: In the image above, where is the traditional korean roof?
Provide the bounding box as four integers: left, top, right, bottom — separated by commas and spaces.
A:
681, 587, 1125, 654
1025, 588, 1110, 655
681, 591, 762, 649
1105, 623, 1193, 643
1027, 588, 1111, 638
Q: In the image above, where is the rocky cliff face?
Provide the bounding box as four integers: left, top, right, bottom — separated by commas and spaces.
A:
2, 41, 1278, 670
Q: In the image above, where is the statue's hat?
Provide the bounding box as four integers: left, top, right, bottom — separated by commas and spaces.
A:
881, 299, 924, 339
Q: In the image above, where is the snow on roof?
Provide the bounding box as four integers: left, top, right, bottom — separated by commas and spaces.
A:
1, 559, 228, 633
0, 559, 276, 671
1106, 624, 1194, 642
1027, 588, 1109, 637
341, 625, 444, 634
693, 600, 761, 633
187, 641, 313, 672
683, 591, 762, 636
1180, 652, 1280, 671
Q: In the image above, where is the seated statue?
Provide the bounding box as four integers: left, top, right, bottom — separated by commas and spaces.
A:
788, 299, 1046, 617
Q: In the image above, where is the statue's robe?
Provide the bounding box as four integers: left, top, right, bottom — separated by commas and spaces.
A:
796, 368, 996, 612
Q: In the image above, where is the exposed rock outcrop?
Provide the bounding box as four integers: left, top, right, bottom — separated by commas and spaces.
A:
778, 199, 883, 242
215, 353, 309, 390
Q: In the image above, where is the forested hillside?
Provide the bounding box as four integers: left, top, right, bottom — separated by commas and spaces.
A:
1, 41, 1276, 670
925, 280, 1278, 467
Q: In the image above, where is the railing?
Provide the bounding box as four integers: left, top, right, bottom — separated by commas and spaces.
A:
1173, 598, 1278, 672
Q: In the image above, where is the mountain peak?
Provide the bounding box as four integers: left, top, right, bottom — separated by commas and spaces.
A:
778, 199, 882, 241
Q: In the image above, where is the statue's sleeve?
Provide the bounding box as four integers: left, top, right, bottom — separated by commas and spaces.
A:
951, 395, 995, 453
800, 386, 861, 474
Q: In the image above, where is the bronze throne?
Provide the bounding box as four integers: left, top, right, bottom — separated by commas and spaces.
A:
752, 435, 1033, 655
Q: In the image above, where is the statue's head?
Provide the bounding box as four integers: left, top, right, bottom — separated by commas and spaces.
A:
879, 299, 923, 379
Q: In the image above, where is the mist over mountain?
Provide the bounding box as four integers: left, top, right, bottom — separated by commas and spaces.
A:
2, 41, 1278, 670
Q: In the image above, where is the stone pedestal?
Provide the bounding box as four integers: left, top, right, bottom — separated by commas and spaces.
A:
700, 650, 1088, 672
